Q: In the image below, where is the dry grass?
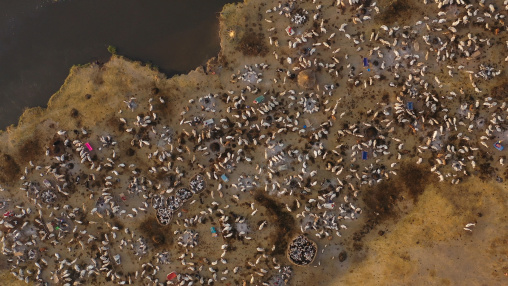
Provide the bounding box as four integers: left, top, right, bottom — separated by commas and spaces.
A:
337, 177, 508, 285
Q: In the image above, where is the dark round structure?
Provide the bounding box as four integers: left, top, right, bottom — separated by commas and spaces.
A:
287, 235, 317, 266
210, 142, 221, 152
364, 126, 379, 139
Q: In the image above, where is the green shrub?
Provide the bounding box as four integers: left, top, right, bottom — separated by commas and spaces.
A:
107, 45, 117, 55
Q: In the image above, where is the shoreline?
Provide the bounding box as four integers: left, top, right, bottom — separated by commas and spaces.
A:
0, 0, 507, 285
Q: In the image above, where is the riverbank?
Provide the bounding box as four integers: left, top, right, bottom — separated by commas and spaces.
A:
0, 0, 233, 130
0, 0, 506, 285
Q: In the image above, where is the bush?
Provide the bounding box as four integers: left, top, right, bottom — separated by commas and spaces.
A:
107, 45, 117, 55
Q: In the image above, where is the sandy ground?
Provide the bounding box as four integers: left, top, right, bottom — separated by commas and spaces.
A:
0, 0, 507, 285
313, 176, 508, 286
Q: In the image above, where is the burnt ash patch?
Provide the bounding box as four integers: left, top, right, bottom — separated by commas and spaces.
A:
399, 162, 429, 201
363, 162, 430, 223
237, 32, 268, 57
354, 163, 431, 249
254, 191, 296, 256
379, 0, 415, 25
138, 217, 173, 249
490, 80, 508, 100
0, 153, 21, 182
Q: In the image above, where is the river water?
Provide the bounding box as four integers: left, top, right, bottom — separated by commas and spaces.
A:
0, 0, 234, 130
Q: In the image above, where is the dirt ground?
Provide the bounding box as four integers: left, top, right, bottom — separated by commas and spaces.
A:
314, 176, 508, 286
0, 0, 507, 285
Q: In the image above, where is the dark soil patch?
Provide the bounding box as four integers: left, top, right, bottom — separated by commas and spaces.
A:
105, 115, 121, 130
379, 0, 414, 25
354, 163, 431, 249
126, 148, 136, 156
70, 108, 79, 118
363, 163, 430, 223
0, 138, 41, 182
237, 32, 268, 57
49, 137, 64, 156
363, 180, 403, 222
478, 163, 495, 180
210, 142, 221, 152
364, 126, 379, 139
490, 80, 508, 100
19, 139, 41, 165
338, 251, 348, 262
254, 191, 296, 256
138, 217, 173, 250
398, 162, 430, 200
352, 219, 378, 250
